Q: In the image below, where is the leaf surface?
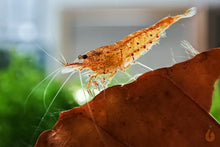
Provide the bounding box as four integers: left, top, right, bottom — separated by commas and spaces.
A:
36, 49, 220, 147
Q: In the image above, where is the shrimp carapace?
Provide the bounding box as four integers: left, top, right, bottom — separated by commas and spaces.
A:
63, 7, 197, 88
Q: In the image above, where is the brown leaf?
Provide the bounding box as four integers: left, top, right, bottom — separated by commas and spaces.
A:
35, 48, 220, 147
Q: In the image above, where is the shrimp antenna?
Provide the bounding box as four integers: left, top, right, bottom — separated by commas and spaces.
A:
48, 28, 67, 64
33, 43, 63, 65
43, 70, 61, 109
170, 48, 177, 64
24, 68, 61, 113
31, 70, 76, 143
60, 53, 68, 65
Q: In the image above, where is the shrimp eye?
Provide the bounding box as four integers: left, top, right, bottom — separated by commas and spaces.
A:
82, 54, 88, 59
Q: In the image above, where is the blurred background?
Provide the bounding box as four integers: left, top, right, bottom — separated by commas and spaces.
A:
0, 0, 219, 146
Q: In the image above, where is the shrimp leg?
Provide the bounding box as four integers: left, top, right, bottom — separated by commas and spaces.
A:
87, 74, 98, 89
135, 61, 153, 71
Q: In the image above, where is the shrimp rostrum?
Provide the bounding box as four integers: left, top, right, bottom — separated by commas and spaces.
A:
62, 7, 196, 89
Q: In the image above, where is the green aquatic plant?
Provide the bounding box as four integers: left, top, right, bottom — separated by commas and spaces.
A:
0, 49, 78, 146
210, 80, 220, 123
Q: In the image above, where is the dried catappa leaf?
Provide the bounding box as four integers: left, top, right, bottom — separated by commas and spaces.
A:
36, 49, 220, 147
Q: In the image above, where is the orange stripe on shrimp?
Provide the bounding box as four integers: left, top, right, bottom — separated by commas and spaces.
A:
62, 7, 196, 88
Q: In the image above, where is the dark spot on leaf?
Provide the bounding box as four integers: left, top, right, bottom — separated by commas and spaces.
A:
161, 128, 166, 132
122, 122, 126, 126
164, 91, 170, 97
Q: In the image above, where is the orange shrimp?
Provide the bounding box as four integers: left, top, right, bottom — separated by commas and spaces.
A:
31, 8, 197, 144
62, 7, 196, 88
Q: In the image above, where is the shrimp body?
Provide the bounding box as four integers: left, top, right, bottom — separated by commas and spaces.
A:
64, 7, 196, 88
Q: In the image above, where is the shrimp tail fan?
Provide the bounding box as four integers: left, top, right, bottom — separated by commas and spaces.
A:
182, 7, 197, 18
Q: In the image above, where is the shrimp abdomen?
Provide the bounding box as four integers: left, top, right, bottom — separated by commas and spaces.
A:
115, 7, 196, 66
